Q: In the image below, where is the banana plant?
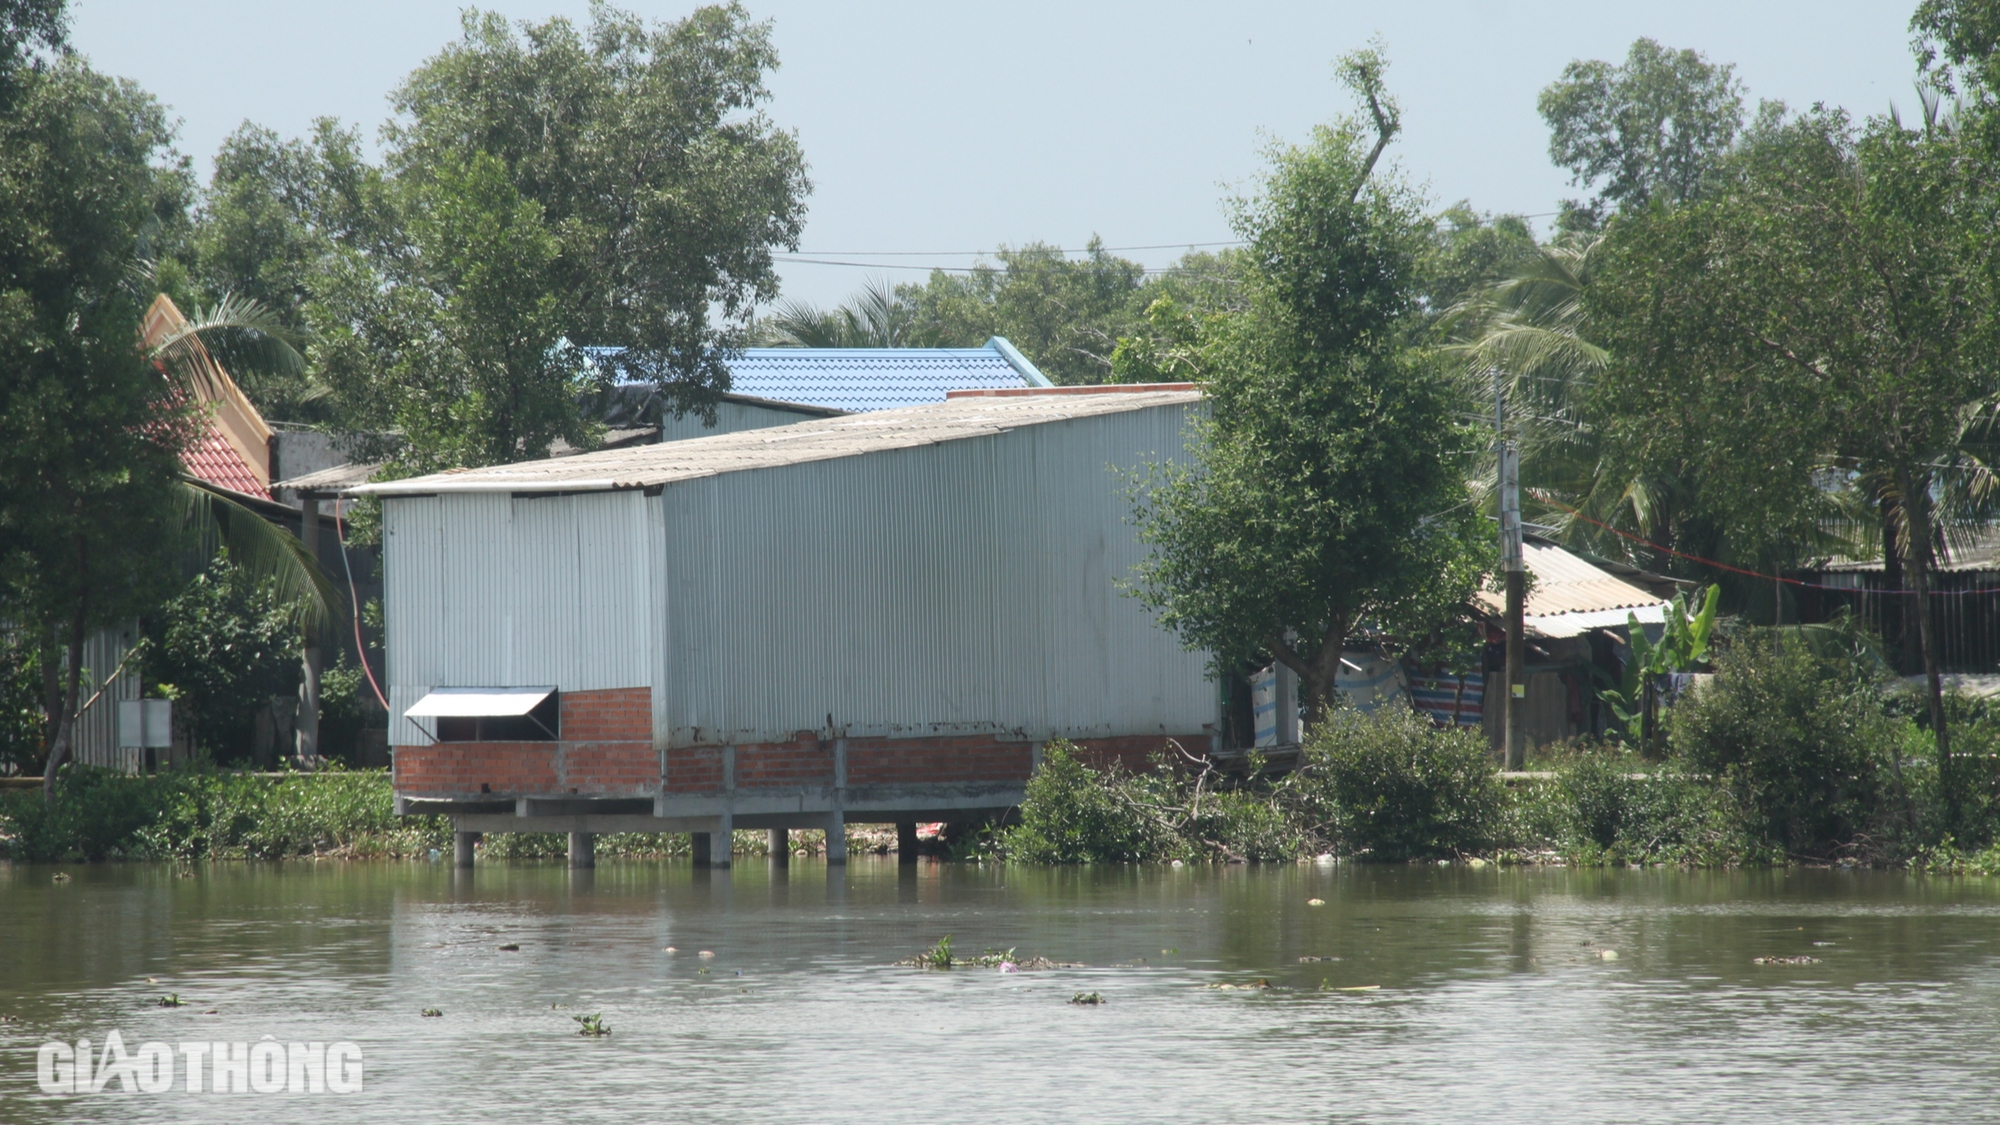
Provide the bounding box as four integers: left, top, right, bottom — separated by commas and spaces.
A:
1599, 584, 1720, 752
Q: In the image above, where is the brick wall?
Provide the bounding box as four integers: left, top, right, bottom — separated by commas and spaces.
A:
395, 694, 1205, 799
394, 687, 653, 798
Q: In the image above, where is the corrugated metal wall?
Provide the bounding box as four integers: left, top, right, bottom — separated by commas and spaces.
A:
657, 400, 828, 442
383, 400, 1213, 751
71, 621, 142, 770
384, 490, 652, 744
657, 401, 1211, 745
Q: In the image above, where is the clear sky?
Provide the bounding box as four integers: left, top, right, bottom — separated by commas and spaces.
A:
71, 0, 1921, 309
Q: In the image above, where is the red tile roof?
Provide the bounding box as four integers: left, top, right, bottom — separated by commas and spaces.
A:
183, 425, 270, 498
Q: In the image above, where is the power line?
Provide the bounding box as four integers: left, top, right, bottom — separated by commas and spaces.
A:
773, 255, 1226, 274
790, 239, 1247, 257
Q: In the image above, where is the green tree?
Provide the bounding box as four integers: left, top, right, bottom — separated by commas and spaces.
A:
193, 3, 809, 463
1538, 38, 1750, 227
1128, 50, 1493, 718
899, 239, 1151, 384
190, 120, 393, 421
386, 2, 809, 426
0, 58, 198, 796
1587, 104, 2000, 825
758, 279, 927, 347
144, 552, 304, 764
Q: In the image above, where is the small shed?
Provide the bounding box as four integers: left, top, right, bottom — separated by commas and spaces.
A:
1455, 538, 1676, 748
349, 385, 1208, 860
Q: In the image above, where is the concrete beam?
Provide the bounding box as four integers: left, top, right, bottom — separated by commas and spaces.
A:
454, 830, 477, 868
568, 831, 594, 869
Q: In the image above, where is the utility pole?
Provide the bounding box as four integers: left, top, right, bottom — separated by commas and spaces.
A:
1496, 369, 1527, 771
297, 491, 321, 768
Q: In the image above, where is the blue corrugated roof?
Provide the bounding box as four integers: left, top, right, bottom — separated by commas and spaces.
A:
598, 337, 1052, 414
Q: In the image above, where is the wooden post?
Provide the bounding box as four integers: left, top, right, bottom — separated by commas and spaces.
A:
297, 494, 321, 766
1499, 431, 1527, 771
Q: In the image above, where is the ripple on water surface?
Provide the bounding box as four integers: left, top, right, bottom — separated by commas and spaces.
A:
0, 861, 1996, 1124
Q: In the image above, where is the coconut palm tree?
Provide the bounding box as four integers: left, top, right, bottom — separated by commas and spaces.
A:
37, 290, 338, 798
757, 279, 930, 348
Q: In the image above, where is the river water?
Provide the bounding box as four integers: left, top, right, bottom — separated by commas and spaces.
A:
1, 858, 1997, 1123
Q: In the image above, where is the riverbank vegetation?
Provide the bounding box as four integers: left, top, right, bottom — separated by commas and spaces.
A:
1000, 632, 2000, 873
9, 622, 1996, 871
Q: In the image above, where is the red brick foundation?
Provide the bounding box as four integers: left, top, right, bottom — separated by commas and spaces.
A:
394, 687, 653, 798
396, 694, 1205, 800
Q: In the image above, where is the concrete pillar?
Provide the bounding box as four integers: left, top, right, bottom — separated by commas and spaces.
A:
692, 832, 712, 867
713, 813, 733, 868
568, 831, 594, 869
825, 809, 847, 864
769, 828, 789, 864
454, 830, 477, 868
897, 821, 919, 863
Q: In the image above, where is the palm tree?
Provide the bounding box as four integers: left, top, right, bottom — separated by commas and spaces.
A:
38, 291, 338, 798
757, 279, 931, 347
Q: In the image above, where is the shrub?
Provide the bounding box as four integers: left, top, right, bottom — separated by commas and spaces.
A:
0, 767, 448, 861
1004, 740, 1153, 863
1300, 707, 1502, 861
1544, 745, 1754, 864
1666, 635, 1894, 856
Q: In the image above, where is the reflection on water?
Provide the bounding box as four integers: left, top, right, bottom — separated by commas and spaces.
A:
2, 859, 1998, 1123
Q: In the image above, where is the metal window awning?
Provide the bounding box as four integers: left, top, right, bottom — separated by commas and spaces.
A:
405, 687, 557, 718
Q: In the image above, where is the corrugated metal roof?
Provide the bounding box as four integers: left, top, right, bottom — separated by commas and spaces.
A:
351, 389, 1202, 496
1473, 540, 1666, 636
723, 348, 1029, 412
596, 337, 1050, 414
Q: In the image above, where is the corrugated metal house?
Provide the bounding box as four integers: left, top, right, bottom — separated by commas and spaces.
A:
350, 385, 1208, 857
1451, 538, 1676, 748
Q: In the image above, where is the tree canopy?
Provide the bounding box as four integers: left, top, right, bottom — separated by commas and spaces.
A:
1128, 51, 1493, 717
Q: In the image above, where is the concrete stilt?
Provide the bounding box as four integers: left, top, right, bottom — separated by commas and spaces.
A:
568, 831, 594, 869
713, 813, 733, 868
692, 832, 712, 867
897, 821, 919, 863
825, 809, 847, 864
454, 830, 477, 868
769, 828, 789, 864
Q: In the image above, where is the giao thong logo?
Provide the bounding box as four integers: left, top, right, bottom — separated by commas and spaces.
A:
35, 1031, 363, 1095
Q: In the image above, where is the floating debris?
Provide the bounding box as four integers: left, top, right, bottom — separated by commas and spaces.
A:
200, 1009, 217, 1015
1297, 955, 1341, 963
573, 1013, 610, 1037
1069, 992, 1105, 1005
498, 943, 521, 952
1207, 979, 1275, 991
1306, 898, 1326, 906
697, 950, 716, 959
1326, 984, 1380, 992
1468, 858, 1488, 868
1597, 950, 1620, 961
145, 977, 158, 984
1753, 956, 1822, 965
156, 994, 184, 1008
663, 947, 678, 953
1812, 941, 1836, 947
421, 1008, 443, 1018
51, 872, 70, 882
898, 937, 1081, 971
